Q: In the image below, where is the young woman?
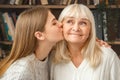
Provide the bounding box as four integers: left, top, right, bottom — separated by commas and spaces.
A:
0, 7, 63, 80
51, 4, 120, 80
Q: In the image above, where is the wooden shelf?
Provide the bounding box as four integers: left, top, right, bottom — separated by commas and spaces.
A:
0, 5, 66, 9
0, 4, 97, 9
0, 41, 13, 45
0, 4, 120, 9
107, 41, 120, 45
107, 5, 120, 8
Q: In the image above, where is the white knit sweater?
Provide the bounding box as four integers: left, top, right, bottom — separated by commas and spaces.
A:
0, 53, 49, 80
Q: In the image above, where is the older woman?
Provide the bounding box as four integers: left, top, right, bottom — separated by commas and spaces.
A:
51, 4, 120, 80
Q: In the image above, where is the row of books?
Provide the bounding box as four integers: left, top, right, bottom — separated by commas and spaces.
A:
0, 0, 120, 5
0, 0, 77, 5
92, 9, 120, 41
92, 10, 110, 41
107, 9, 120, 41
0, 12, 17, 41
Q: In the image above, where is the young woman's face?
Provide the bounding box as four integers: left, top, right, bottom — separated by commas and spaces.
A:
43, 12, 63, 43
62, 17, 91, 44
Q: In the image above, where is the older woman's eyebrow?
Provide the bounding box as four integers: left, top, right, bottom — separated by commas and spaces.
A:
62, 17, 73, 22
63, 17, 90, 22
80, 18, 89, 21
64, 17, 88, 20
64, 16, 75, 19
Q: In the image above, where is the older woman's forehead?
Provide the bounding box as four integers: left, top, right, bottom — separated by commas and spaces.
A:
64, 15, 89, 20
66, 11, 88, 18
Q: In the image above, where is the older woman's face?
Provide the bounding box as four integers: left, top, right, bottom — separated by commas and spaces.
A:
62, 17, 91, 45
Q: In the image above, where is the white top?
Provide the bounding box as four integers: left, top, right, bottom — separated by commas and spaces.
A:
51, 47, 120, 80
0, 53, 49, 80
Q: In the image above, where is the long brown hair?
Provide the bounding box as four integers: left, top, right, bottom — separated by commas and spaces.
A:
0, 7, 49, 76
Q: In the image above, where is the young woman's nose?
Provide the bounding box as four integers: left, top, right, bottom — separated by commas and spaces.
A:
58, 22, 63, 28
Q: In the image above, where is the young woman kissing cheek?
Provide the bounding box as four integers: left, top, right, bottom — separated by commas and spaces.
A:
43, 11, 63, 43
62, 17, 91, 46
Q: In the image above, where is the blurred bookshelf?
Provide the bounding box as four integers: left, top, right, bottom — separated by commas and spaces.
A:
0, 0, 120, 59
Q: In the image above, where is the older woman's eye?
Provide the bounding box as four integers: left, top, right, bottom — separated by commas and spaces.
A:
67, 20, 71, 23
79, 21, 87, 26
66, 20, 74, 24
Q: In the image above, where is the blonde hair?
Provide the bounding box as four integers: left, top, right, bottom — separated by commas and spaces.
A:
0, 7, 49, 76
53, 4, 102, 68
